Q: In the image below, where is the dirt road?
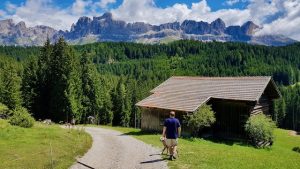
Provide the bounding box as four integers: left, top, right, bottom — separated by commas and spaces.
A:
70, 127, 168, 169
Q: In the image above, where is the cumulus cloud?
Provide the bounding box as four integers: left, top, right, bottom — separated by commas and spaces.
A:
0, 0, 299, 40
225, 0, 241, 6
111, 0, 250, 26
5, 0, 78, 30
256, 0, 300, 40
96, 0, 116, 9
0, 0, 100, 30
71, 0, 92, 15
6, 1, 18, 13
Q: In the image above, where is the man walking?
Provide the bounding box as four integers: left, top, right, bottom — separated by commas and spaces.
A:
162, 111, 181, 160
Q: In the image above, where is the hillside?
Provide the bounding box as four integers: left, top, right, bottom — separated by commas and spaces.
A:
0, 40, 299, 130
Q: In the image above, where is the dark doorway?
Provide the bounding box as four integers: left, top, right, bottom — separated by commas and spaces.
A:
209, 99, 251, 138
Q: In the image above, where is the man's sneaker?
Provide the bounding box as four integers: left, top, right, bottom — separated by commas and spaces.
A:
168, 155, 173, 161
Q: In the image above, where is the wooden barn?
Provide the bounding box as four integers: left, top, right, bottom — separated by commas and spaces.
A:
136, 76, 281, 137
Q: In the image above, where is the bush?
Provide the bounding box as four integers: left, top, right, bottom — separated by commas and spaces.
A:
0, 103, 11, 119
9, 107, 35, 128
184, 104, 216, 136
245, 114, 276, 147
292, 147, 300, 153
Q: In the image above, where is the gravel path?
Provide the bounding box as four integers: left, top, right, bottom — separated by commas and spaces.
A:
70, 127, 168, 169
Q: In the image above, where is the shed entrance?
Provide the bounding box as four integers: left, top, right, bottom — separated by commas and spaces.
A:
209, 99, 251, 137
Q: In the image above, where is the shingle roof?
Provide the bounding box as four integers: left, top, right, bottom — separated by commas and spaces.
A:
136, 76, 281, 112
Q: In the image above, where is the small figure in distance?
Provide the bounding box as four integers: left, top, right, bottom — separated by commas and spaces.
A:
162, 111, 181, 160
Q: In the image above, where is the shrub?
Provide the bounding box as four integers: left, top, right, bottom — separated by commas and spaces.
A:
9, 107, 35, 128
245, 113, 276, 147
184, 104, 216, 136
292, 147, 300, 153
0, 103, 11, 119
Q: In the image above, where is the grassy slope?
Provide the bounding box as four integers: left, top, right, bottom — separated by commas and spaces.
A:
0, 120, 92, 169
101, 126, 300, 169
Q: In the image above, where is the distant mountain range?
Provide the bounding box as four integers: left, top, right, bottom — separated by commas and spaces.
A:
0, 12, 297, 46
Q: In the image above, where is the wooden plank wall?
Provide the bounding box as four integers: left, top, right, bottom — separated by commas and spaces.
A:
250, 94, 270, 116
141, 108, 161, 131
211, 100, 251, 137
141, 108, 187, 132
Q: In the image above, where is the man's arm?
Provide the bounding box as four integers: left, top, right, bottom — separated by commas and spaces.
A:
162, 126, 166, 137
178, 127, 181, 137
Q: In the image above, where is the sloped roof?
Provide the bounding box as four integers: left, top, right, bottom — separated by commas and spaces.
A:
136, 76, 281, 112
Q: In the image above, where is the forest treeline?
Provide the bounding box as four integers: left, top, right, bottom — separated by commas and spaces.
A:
0, 40, 299, 130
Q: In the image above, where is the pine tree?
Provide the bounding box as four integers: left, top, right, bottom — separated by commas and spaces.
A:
80, 52, 101, 124
36, 38, 53, 119
0, 58, 22, 109
111, 77, 130, 127
98, 75, 113, 125
21, 56, 39, 116
49, 38, 82, 122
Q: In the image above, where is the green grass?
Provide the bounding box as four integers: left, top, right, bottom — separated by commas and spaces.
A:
0, 119, 92, 169
291, 82, 300, 88
100, 125, 300, 169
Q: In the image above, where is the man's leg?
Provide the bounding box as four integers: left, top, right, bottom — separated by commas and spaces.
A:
172, 139, 178, 159
169, 146, 174, 155
172, 146, 177, 158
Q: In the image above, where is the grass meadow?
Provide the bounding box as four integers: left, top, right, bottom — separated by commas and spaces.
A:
101, 125, 300, 169
0, 120, 92, 169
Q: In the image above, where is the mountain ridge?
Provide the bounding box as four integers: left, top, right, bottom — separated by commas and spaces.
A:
0, 12, 297, 46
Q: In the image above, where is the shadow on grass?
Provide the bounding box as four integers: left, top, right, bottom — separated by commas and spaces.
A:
118, 129, 252, 147
120, 130, 160, 136
184, 135, 251, 147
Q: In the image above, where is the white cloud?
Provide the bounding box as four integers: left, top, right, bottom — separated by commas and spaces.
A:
96, 0, 116, 9
71, 0, 92, 15
256, 0, 300, 40
111, 0, 250, 26
6, 0, 77, 30
226, 0, 240, 6
6, 1, 18, 13
0, 0, 99, 31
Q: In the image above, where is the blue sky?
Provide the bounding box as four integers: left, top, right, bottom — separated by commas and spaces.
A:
0, 0, 299, 40
0, 0, 249, 11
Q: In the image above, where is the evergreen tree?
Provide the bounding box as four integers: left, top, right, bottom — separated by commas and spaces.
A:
80, 52, 101, 123
0, 58, 22, 109
49, 38, 82, 122
21, 56, 39, 116
98, 75, 113, 125
36, 38, 53, 119
112, 77, 130, 126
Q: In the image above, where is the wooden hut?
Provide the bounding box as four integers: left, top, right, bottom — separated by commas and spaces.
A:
136, 76, 281, 137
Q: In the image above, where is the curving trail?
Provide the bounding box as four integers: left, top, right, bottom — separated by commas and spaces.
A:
70, 127, 168, 169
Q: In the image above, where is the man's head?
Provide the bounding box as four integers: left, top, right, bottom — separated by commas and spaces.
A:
169, 111, 175, 117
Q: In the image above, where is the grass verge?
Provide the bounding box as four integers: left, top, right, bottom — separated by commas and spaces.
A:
100, 125, 300, 169
0, 119, 92, 169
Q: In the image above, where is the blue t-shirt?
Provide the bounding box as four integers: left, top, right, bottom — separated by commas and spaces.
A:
164, 117, 181, 139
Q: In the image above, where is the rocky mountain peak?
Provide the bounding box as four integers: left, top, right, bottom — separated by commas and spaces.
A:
211, 18, 225, 27
100, 12, 113, 20
241, 21, 259, 35
16, 21, 26, 29
0, 19, 14, 25
0, 14, 296, 46
211, 18, 226, 34
77, 16, 92, 24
